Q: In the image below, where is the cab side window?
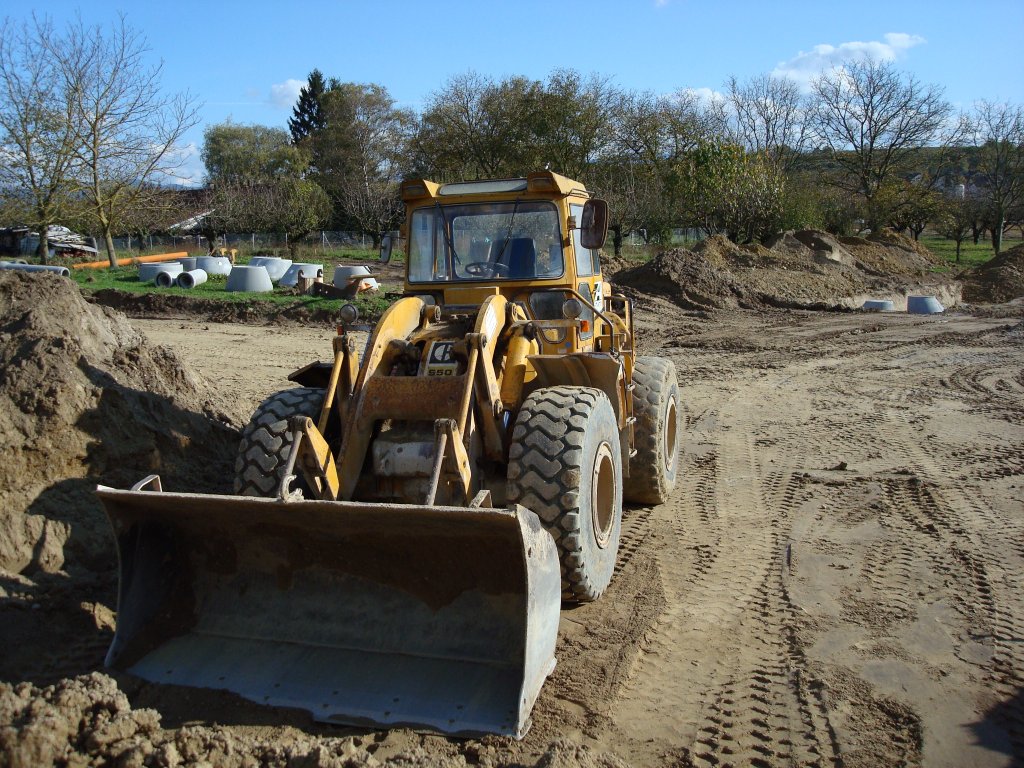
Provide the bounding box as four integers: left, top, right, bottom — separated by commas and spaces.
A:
570, 204, 596, 277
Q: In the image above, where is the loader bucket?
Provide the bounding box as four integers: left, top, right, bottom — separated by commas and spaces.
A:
96, 483, 561, 738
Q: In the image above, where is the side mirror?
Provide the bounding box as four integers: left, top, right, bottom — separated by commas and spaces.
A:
580, 199, 609, 249
380, 235, 393, 263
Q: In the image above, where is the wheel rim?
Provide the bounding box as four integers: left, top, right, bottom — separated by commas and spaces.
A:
592, 441, 616, 548
664, 394, 679, 474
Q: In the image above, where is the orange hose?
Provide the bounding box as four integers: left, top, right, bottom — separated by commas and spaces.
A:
71, 251, 190, 270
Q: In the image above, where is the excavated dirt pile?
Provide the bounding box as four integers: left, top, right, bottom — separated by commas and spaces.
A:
960, 243, 1024, 303
0, 674, 626, 768
614, 229, 955, 311
0, 270, 239, 577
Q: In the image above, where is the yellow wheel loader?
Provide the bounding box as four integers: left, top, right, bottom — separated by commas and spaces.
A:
97, 171, 680, 738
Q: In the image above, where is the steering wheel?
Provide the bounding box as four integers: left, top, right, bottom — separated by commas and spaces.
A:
464, 261, 510, 278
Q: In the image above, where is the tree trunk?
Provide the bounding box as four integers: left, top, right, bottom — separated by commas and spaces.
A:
36, 228, 50, 263
104, 229, 117, 268
955, 240, 962, 263
611, 225, 622, 257
994, 210, 1005, 255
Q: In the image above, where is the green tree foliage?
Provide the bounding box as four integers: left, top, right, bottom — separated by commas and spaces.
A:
936, 189, 981, 262
309, 82, 413, 240
268, 177, 333, 244
202, 122, 307, 182
532, 69, 616, 181
599, 89, 727, 243
411, 72, 544, 180
879, 177, 944, 240
288, 69, 331, 145
202, 178, 330, 248
199, 119, 331, 243
681, 141, 785, 242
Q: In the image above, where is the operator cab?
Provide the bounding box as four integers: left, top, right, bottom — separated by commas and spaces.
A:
407, 200, 566, 283
385, 171, 611, 352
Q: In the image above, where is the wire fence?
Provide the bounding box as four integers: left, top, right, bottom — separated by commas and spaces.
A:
106, 228, 700, 253
109, 231, 384, 254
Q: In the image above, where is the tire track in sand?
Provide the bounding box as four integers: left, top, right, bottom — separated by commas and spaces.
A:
604, 380, 837, 767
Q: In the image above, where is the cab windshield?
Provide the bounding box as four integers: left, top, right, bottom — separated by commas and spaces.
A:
408, 201, 564, 283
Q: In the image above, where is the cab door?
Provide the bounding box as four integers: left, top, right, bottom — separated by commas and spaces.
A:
569, 202, 602, 351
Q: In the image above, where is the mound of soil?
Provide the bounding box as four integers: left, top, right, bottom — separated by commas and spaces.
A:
960, 243, 1024, 303
0, 271, 239, 578
613, 244, 747, 310
0, 673, 625, 768
88, 289, 357, 326
615, 230, 954, 311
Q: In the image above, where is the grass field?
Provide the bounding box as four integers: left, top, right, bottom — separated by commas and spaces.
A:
70, 255, 394, 317
918, 234, 1008, 269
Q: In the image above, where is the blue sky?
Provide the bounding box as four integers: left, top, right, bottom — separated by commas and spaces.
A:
7, 1, 1023, 184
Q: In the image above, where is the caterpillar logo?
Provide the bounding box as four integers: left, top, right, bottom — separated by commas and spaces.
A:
426, 341, 458, 377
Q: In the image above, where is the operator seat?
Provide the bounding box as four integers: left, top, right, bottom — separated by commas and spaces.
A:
492, 238, 536, 279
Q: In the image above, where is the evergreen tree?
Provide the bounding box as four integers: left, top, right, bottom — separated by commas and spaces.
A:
288, 69, 329, 144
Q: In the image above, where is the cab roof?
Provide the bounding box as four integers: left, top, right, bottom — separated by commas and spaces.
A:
400, 171, 590, 203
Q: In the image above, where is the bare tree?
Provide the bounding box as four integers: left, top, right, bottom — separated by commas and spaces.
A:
971, 100, 1024, 255
0, 16, 79, 261
809, 59, 954, 231
726, 74, 808, 171
48, 14, 199, 266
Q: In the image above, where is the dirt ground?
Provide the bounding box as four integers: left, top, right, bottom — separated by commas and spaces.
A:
2, 263, 1023, 766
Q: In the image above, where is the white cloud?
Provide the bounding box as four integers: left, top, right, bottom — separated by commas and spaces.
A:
684, 86, 726, 106
772, 32, 925, 87
269, 78, 305, 109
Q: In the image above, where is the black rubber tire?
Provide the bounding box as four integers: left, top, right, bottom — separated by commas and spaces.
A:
234, 387, 325, 496
507, 386, 623, 603
624, 356, 681, 505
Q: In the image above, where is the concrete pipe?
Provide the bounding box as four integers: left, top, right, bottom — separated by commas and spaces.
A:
280, 262, 325, 287
177, 257, 198, 272
333, 264, 371, 287
226, 265, 274, 293
0, 262, 71, 277
154, 270, 178, 288
176, 269, 208, 290
907, 296, 944, 314
250, 257, 293, 282
139, 262, 183, 284
861, 299, 895, 311
196, 256, 232, 276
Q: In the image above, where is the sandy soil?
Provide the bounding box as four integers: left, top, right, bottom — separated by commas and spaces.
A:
3, 256, 1022, 766
102, 304, 1024, 767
